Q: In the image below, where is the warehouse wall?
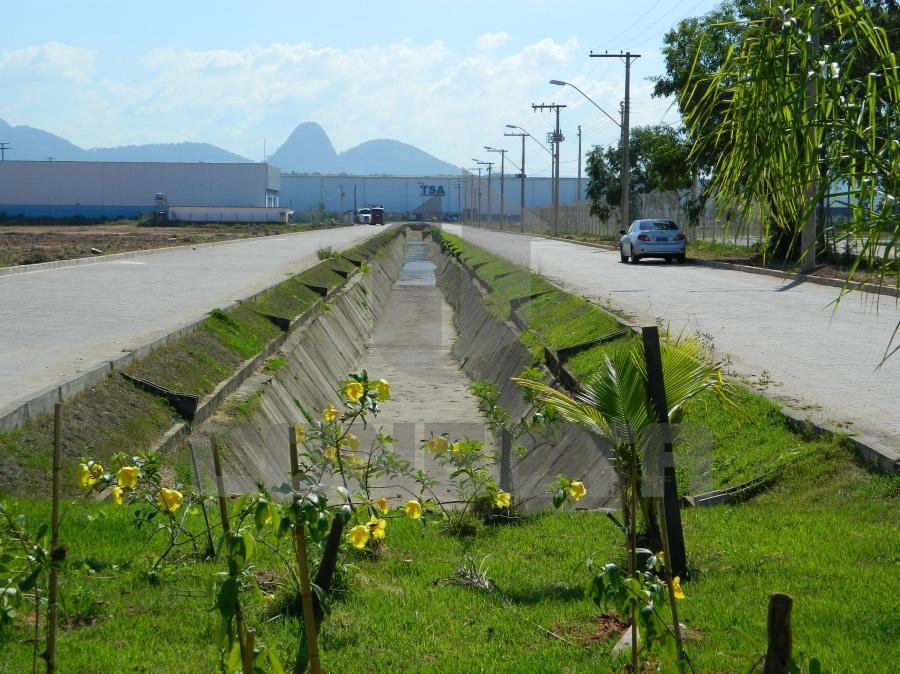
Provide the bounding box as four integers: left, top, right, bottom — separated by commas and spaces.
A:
280, 174, 586, 218
0, 161, 280, 218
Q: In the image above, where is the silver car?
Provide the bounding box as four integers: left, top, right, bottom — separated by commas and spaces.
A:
619, 218, 687, 264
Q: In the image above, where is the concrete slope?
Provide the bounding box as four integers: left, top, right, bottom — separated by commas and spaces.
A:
0, 225, 386, 422
193, 231, 617, 510
429, 237, 619, 510
451, 225, 900, 454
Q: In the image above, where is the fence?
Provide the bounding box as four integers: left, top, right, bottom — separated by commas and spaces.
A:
475, 191, 765, 245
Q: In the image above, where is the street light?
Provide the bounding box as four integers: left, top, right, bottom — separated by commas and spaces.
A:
550, 78, 629, 232
472, 159, 494, 223
485, 146, 508, 227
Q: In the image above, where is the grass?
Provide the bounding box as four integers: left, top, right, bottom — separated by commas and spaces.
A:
2, 443, 896, 672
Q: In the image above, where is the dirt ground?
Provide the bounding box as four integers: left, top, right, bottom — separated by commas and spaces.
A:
0, 220, 328, 267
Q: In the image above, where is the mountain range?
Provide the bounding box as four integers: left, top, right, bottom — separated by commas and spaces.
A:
0, 119, 458, 175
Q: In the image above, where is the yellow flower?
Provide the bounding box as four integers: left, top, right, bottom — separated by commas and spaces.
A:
323, 447, 337, 459
373, 379, 391, 401
450, 441, 464, 453
117, 466, 140, 488
672, 576, 685, 600
110, 486, 125, 506
372, 497, 389, 515
404, 500, 422, 520
348, 525, 370, 549
567, 481, 587, 502
322, 404, 340, 423
156, 488, 184, 513
494, 491, 511, 509
366, 516, 386, 540
76, 463, 93, 489
294, 424, 307, 443
342, 434, 360, 452
344, 455, 366, 469
90, 463, 104, 480
425, 436, 449, 453
343, 381, 364, 402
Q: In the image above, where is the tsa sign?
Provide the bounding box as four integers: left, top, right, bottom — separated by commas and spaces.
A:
419, 185, 446, 197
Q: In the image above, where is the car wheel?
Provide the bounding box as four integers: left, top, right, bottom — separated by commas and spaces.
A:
676, 254, 686, 264
620, 246, 628, 263
629, 246, 640, 264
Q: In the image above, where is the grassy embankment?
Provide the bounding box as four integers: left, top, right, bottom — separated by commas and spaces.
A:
0, 226, 896, 672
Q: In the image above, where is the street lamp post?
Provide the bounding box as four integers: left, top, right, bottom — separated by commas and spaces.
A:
506, 125, 554, 232
474, 159, 494, 225
505, 126, 528, 232
550, 78, 627, 231
485, 146, 508, 228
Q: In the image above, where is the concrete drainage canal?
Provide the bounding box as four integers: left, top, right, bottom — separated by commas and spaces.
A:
191, 227, 617, 510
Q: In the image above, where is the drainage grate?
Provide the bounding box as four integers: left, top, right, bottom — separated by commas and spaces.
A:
396, 241, 437, 286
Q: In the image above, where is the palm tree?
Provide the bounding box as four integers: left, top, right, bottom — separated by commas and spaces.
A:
515, 336, 726, 550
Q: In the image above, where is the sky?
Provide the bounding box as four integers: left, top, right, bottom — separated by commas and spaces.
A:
1, 0, 723, 177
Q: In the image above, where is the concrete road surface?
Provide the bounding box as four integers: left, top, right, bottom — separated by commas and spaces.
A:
449, 225, 900, 452
0, 225, 386, 416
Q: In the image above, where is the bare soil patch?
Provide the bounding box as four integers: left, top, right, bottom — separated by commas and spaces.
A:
0, 220, 332, 267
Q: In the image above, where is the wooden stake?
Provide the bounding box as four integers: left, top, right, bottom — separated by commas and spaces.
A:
641, 326, 688, 663
290, 427, 322, 674
46, 402, 62, 673
188, 438, 216, 559
764, 593, 793, 674
211, 436, 251, 674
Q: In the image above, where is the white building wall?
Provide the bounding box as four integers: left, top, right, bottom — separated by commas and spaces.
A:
0, 161, 281, 218
279, 174, 585, 218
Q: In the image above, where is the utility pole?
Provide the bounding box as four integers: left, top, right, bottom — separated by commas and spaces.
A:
505, 131, 527, 232
0, 142, 9, 160
576, 125, 582, 204
532, 103, 565, 235
591, 51, 640, 232
577, 124, 582, 230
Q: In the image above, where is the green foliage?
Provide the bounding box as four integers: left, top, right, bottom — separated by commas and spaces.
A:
586, 124, 693, 221
684, 0, 899, 276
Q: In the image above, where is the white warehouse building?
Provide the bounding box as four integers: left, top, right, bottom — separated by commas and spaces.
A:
280, 173, 585, 220
0, 161, 286, 221
0, 160, 585, 222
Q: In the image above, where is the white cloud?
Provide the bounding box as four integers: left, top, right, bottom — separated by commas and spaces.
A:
0, 42, 95, 83
475, 31, 512, 51
0, 36, 612, 174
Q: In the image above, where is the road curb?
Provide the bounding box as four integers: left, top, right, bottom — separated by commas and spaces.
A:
463, 224, 899, 299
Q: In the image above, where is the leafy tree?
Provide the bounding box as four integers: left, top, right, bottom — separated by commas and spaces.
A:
683, 0, 898, 356
585, 124, 693, 222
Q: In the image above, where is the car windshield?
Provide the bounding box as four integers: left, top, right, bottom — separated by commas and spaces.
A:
639, 221, 678, 231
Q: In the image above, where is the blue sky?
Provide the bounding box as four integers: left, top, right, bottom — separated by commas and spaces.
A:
1, 0, 721, 175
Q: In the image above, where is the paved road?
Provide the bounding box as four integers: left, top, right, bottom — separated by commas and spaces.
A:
0, 225, 387, 415
450, 225, 900, 452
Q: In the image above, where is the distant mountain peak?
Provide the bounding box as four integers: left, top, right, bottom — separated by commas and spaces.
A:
0, 118, 458, 175
271, 123, 457, 176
